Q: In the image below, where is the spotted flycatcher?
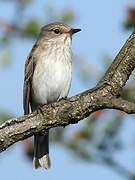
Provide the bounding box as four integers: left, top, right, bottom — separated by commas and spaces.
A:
23, 22, 81, 169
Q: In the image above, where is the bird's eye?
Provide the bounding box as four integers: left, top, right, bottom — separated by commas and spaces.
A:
54, 28, 60, 34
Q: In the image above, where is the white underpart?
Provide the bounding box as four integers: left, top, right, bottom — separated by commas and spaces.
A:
32, 34, 72, 106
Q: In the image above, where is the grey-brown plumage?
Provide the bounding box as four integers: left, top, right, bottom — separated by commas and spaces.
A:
23, 22, 81, 169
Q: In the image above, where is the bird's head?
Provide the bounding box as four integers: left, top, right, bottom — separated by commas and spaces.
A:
39, 22, 81, 45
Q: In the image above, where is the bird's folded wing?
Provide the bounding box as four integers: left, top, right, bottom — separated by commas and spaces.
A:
23, 51, 35, 115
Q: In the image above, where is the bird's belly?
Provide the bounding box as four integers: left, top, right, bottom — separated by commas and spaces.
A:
32, 59, 71, 106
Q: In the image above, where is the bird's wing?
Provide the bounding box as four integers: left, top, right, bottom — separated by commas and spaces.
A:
23, 45, 36, 115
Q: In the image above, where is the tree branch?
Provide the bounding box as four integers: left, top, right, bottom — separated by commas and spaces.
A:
1, 31, 135, 152
103, 97, 135, 114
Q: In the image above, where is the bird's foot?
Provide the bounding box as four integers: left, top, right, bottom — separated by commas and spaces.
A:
58, 96, 67, 101
37, 105, 45, 117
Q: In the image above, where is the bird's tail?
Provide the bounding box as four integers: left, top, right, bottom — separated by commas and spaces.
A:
33, 132, 51, 169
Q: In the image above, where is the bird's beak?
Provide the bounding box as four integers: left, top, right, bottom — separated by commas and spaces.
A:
70, 28, 81, 35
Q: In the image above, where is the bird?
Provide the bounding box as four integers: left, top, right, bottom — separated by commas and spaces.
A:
23, 22, 81, 169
